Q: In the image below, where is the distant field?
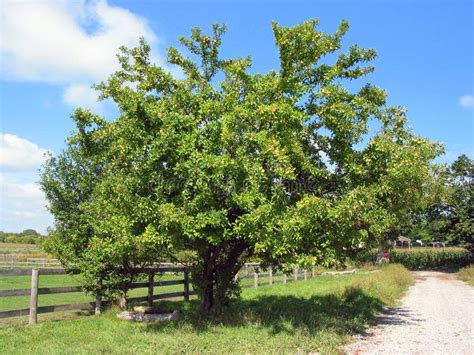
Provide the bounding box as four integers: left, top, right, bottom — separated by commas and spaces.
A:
0, 243, 39, 249
0, 243, 45, 256
0, 242, 53, 268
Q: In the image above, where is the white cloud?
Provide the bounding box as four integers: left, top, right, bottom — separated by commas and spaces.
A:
0, 134, 54, 232
459, 95, 474, 108
0, 134, 49, 170
0, 0, 159, 83
1, 0, 178, 113
3, 182, 44, 199
62, 83, 101, 110
0, 173, 53, 233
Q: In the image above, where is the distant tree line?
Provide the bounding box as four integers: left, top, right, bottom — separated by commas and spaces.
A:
0, 229, 46, 245
401, 154, 473, 251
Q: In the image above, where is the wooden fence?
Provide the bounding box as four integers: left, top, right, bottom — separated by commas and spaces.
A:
0, 266, 192, 324
236, 264, 316, 288
0, 264, 316, 324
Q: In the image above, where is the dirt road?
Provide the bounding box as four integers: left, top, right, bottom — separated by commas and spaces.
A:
344, 271, 474, 354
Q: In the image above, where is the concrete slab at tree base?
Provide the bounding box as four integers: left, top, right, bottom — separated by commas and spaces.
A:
117, 310, 182, 322
323, 269, 356, 276
133, 306, 154, 314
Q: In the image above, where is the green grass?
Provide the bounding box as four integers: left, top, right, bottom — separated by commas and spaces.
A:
0, 264, 412, 354
0, 274, 92, 311
457, 264, 474, 286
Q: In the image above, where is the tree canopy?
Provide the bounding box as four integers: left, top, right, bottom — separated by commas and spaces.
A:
41, 19, 441, 313
404, 155, 473, 249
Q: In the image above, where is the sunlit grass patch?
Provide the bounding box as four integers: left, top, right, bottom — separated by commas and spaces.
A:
457, 264, 474, 286
0, 264, 412, 354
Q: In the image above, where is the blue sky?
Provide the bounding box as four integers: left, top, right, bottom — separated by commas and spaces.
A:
1, 0, 473, 233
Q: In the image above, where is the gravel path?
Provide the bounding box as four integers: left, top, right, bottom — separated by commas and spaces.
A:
344, 271, 474, 355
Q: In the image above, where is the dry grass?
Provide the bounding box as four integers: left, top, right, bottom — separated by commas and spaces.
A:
457, 265, 474, 286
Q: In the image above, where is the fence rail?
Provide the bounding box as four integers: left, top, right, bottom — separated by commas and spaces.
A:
236, 267, 315, 288
0, 266, 192, 323
0, 264, 317, 324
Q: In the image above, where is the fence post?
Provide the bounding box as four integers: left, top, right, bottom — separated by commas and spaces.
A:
283, 273, 287, 284
119, 292, 127, 310
312, 267, 315, 278
304, 270, 307, 281
95, 277, 103, 315
29, 269, 39, 325
294, 268, 298, 281
183, 270, 190, 301
254, 272, 258, 288
95, 295, 102, 315
269, 269, 273, 285
148, 272, 155, 306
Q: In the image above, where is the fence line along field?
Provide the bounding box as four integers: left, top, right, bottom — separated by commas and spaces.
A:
0, 265, 414, 354
0, 264, 317, 324
0, 266, 194, 324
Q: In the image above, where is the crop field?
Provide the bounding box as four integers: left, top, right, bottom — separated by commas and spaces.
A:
358, 247, 471, 270
0, 242, 54, 269
0, 243, 45, 256
0, 243, 40, 250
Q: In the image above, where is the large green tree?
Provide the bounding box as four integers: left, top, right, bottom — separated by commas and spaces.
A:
41, 20, 441, 313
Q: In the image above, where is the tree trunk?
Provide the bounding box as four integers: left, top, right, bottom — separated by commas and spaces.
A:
198, 239, 249, 315
201, 280, 214, 314
200, 245, 216, 314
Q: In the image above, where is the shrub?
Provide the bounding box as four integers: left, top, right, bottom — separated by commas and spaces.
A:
357, 247, 472, 270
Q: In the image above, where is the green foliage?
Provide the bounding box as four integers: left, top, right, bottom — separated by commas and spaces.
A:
403, 155, 473, 249
40, 19, 440, 313
445, 155, 474, 248
358, 247, 472, 270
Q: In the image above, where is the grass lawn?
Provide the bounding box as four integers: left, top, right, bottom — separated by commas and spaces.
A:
457, 264, 474, 286
0, 264, 412, 354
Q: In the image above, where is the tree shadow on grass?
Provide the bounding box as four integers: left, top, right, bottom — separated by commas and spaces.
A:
143, 287, 385, 337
